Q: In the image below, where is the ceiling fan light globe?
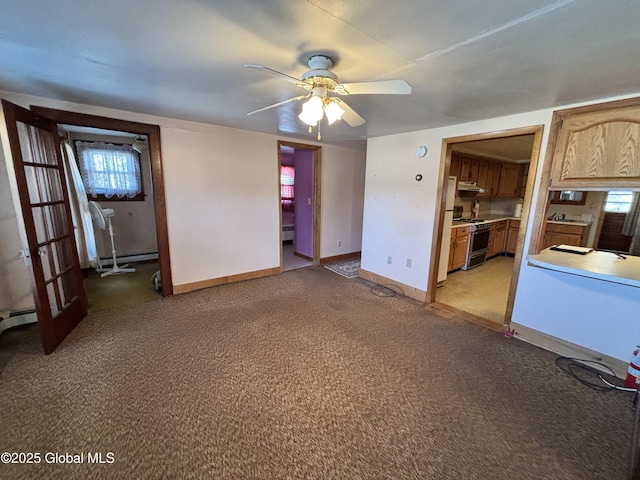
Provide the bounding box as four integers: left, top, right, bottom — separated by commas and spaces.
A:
325, 101, 345, 125
298, 111, 318, 127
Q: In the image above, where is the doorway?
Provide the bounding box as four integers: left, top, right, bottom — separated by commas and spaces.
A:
31, 106, 172, 297
428, 126, 544, 329
277, 141, 321, 270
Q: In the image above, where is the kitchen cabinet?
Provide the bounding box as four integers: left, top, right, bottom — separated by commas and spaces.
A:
450, 154, 462, 180
476, 160, 491, 198
488, 220, 508, 257
549, 103, 640, 189
542, 222, 587, 249
459, 157, 480, 182
448, 226, 470, 272
505, 219, 520, 254
497, 164, 525, 198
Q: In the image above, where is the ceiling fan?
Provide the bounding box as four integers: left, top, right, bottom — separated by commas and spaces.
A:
245, 55, 411, 138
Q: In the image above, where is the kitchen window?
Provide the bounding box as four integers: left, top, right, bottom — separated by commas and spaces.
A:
604, 191, 634, 213
75, 141, 143, 201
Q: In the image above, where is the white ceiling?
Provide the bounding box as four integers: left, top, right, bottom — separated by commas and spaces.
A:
2, 0, 639, 149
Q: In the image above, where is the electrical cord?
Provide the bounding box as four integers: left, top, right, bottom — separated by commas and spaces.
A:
370, 283, 405, 298
555, 356, 636, 392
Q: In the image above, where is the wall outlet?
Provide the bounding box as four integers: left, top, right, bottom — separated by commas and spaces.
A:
406, 258, 412, 268
337, 240, 342, 247
387, 256, 392, 264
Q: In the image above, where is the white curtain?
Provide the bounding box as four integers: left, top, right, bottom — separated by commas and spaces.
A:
75, 141, 141, 198
62, 141, 98, 268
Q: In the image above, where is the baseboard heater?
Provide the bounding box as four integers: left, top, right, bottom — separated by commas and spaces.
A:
98, 252, 159, 267
282, 224, 295, 242
0, 308, 38, 335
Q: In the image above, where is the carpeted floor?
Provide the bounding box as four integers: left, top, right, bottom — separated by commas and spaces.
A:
0, 266, 633, 479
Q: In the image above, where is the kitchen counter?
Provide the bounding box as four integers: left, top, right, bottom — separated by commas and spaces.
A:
452, 216, 519, 228
547, 219, 590, 226
527, 248, 640, 288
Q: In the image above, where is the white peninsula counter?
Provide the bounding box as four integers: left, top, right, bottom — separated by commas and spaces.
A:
527, 248, 640, 288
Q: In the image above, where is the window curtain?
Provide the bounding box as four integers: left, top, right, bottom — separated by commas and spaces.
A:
75, 141, 141, 198
62, 141, 98, 268
281, 165, 295, 211
623, 192, 640, 255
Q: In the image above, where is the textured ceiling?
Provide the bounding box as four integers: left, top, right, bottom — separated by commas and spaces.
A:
1, 0, 639, 149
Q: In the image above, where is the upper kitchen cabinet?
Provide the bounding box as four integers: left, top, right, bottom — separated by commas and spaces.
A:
549, 100, 640, 189
459, 156, 480, 182
496, 163, 526, 198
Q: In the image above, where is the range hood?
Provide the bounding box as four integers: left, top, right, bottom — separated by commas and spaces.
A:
457, 181, 484, 192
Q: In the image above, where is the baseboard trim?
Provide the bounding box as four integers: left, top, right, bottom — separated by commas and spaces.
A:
319, 251, 361, 266
293, 252, 313, 261
510, 322, 627, 378
173, 267, 281, 294
358, 268, 426, 302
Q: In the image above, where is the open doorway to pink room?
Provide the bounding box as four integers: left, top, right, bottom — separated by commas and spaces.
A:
278, 141, 321, 272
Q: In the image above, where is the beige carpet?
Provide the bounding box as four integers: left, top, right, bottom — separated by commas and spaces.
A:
0, 266, 633, 479
436, 256, 514, 324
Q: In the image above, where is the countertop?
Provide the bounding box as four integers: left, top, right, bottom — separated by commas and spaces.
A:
527, 248, 640, 288
452, 217, 589, 228
451, 216, 519, 228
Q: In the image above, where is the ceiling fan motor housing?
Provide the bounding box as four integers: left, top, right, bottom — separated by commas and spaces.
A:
301, 55, 339, 90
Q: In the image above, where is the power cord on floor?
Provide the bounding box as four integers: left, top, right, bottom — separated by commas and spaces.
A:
370, 283, 405, 298
555, 356, 636, 393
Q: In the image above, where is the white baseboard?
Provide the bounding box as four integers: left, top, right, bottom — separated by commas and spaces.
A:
510, 322, 627, 378
98, 252, 158, 267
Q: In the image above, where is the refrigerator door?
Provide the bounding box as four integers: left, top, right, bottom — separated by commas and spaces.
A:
446, 176, 457, 210
438, 210, 454, 284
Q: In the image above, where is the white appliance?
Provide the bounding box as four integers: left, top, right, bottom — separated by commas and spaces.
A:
438, 176, 457, 285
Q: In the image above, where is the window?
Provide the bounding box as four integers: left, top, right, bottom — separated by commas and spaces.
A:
281, 165, 294, 211
75, 141, 143, 200
605, 191, 634, 212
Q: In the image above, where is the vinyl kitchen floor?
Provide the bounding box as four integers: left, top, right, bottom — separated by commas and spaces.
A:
436, 255, 514, 325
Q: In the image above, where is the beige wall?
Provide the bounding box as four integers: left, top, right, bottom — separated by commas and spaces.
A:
0, 90, 366, 305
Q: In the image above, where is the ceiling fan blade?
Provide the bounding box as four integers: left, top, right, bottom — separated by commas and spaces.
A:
244, 64, 306, 87
335, 79, 412, 95
246, 95, 308, 116
334, 99, 365, 127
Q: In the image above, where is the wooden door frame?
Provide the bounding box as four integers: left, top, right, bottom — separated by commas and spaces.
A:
277, 140, 321, 267
426, 125, 544, 328
31, 106, 173, 295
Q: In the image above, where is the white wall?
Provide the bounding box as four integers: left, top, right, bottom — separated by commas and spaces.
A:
362, 94, 640, 362
0, 91, 365, 300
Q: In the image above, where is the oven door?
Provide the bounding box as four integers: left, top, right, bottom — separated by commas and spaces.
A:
471, 229, 490, 252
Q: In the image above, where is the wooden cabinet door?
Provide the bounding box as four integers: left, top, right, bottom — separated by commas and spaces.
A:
450, 154, 462, 180
550, 104, 640, 188
492, 221, 507, 256
505, 220, 520, 254
497, 164, 522, 197
451, 230, 469, 270
476, 160, 490, 197
491, 163, 502, 198
460, 157, 479, 182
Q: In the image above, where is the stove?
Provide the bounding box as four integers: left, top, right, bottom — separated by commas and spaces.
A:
461, 221, 491, 270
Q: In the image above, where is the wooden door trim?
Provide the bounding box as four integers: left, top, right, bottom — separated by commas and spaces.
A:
30, 106, 173, 295
277, 140, 322, 266
426, 125, 544, 330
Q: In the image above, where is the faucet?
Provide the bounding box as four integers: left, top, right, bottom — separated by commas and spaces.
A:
548, 212, 558, 220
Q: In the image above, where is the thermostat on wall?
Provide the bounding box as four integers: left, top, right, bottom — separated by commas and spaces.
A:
415, 145, 427, 158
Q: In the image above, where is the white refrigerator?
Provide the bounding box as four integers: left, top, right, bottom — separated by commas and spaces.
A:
437, 176, 457, 285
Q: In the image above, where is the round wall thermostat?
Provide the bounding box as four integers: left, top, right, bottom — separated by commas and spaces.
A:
415, 145, 427, 158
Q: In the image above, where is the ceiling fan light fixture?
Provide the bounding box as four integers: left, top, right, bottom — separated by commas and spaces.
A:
298, 95, 324, 126
324, 100, 345, 125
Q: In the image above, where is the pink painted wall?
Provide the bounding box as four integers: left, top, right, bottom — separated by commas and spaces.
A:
294, 150, 314, 258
